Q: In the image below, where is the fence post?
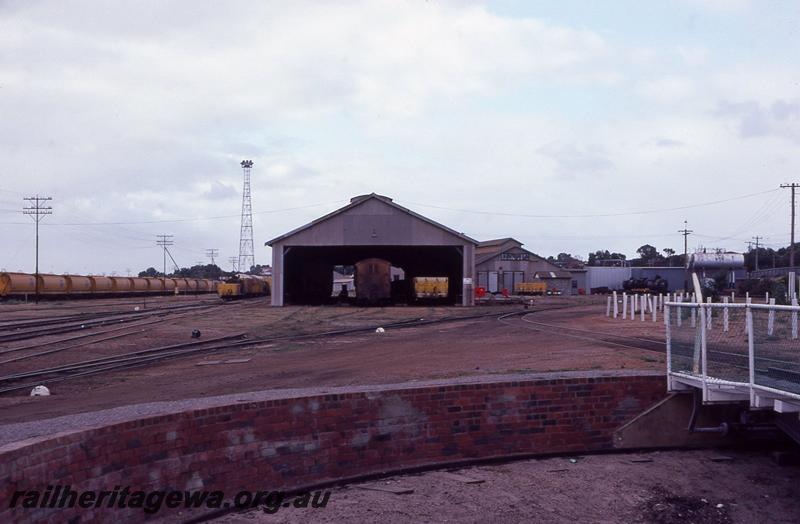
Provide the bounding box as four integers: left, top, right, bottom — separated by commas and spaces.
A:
706, 297, 712, 329
731, 291, 735, 303
701, 305, 708, 399
622, 293, 627, 320
613, 291, 618, 318
640, 298, 645, 321
793, 298, 798, 339
747, 305, 755, 405
606, 296, 611, 317
767, 298, 775, 336
745, 296, 752, 334
677, 296, 683, 327
631, 295, 635, 320
652, 298, 657, 322
765, 292, 770, 304
665, 305, 672, 378
723, 296, 729, 332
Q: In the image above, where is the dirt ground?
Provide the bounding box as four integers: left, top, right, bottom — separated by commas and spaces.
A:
0, 296, 668, 424
216, 449, 800, 524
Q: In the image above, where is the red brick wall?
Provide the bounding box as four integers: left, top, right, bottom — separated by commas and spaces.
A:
0, 374, 665, 522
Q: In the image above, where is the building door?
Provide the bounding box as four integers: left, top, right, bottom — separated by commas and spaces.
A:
502, 272, 514, 293
477, 271, 488, 289
513, 271, 525, 291
488, 271, 498, 293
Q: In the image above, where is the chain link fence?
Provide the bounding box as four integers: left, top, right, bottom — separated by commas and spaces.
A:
667, 302, 800, 396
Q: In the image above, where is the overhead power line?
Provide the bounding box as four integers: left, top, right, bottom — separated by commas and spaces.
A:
400, 188, 780, 219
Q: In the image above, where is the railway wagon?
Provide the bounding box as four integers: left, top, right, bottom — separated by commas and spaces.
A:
64, 275, 93, 294
413, 277, 448, 299
515, 281, 547, 296
89, 276, 114, 294
354, 258, 392, 305
110, 276, 133, 293
129, 277, 150, 293
145, 277, 165, 292
0, 272, 37, 296
36, 274, 68, 295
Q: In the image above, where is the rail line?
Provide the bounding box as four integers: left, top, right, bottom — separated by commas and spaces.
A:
506, 313, 799, 374
0, 303, 224, 344
0, 306, 576, 395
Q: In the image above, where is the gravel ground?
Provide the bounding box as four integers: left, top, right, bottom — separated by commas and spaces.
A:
215, 449, 800, 524
0, 298, 666, 425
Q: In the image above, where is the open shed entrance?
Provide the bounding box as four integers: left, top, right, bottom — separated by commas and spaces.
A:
283, 245, 463, 305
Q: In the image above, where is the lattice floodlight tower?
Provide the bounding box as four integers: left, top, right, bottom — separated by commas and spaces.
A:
238, 160, 255, 273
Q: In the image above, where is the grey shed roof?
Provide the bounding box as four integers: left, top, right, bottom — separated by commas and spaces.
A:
266, 193, 478, 246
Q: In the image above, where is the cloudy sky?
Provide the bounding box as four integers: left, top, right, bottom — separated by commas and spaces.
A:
1, 0, 799, 274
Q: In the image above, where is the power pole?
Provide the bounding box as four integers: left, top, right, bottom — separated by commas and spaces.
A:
238, 160, 255, 274
205, 248, 219, 266
156, 235, 174, 276
752, 236, 762, 272
22, 195, 53, 304
228, 256, 238, 273
781, 183, 799, 268
679, 220, 693, 292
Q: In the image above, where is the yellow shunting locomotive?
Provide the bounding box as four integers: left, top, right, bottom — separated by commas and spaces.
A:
217, 275, 271, 300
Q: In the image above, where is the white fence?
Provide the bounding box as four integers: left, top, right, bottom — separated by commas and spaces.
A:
666, 301, 800, 405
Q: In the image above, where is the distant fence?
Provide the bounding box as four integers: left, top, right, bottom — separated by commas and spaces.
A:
749, 267, 800, 279
666, 301, 800, 401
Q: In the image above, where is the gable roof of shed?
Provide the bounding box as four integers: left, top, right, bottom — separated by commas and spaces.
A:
266, 193, 478, 246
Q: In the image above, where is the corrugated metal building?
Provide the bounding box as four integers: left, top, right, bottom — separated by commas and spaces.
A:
267, 194, 477, 306
475, 238, 573, 294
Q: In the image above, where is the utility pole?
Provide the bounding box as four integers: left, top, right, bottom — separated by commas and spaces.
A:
205, 248, 219, 266
781, 183, 799, 268
228, 256, 238, 273
22, 195, 53, 304
156, 235, 174, 276
752, 236, 762, 272
679, 220, 693, 292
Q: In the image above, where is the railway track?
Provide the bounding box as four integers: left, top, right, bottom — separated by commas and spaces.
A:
0, 307, 552, 395
0, 303, 226, 344
506, 313, 799, 375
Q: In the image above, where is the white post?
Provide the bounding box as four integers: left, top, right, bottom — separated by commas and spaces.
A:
652, 299, 657, 322
768, 298, 775, 336
746, 291, 749, 301
622, 293, 627, 320
634, 294, 639, 312
790, 272, 796, 301
606, 296, 612, 317
613, 291, 619, 318
723, 296, 729, 332
640, 299, 645, 321
792, 297, 798, 339
630, 296, 635, 320
706, 297, 712, 330
730, 291, 735, 303
677, 296, 683, 327
745, 296, 752, 334
765, 291, 770, 304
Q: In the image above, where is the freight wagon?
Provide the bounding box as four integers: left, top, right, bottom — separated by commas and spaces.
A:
354, 258, 392, 305
0, 272, 220, 300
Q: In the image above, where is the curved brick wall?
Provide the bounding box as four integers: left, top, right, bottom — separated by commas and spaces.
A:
0, 371, 665, 522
